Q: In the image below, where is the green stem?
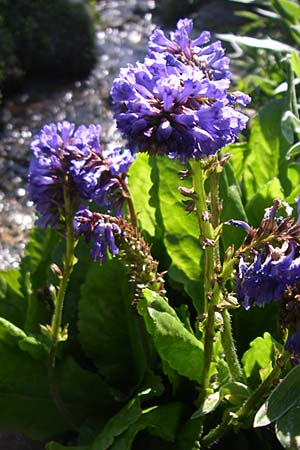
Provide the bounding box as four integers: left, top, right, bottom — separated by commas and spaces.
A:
190, 159, 214, 315
119, 176, 138, 228
191, 159, 220, 392
221, 309, 246, 383
201, 284, 221, 391
209, 169, 222, 273
201, 361, 282, 448
48, 186, 78, 430
287, 55, 299, 120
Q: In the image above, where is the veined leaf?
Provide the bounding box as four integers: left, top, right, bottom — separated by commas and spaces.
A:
291, 50, 300, 78
128, 154, 156, 237
150, 156, 202, 310
0, 270, 26, 327
78, 259, 148, 394
243, 99, 290, 202
92, 397, 142, 450
138, 289, 204, 383
246, 177, 284, 227
0, 342, 113, 440
242, 332, 277, 383
254, 364, 300, 428
275, 404, 300, 450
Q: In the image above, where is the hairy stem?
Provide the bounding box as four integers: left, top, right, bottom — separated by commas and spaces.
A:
221, 309, 246, 383
191, 159, 220, 392
119, 176, 138, 228
48, 186, 78, 429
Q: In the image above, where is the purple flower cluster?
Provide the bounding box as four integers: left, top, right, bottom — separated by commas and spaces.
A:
285, 332, 300, 357
111, 18, 250, 162
237, 242, 300, 310
234, 200, 300, 310
73, 209, 121, 262
28, 121, 135, 228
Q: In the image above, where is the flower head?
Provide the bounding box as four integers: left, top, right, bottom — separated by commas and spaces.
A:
233, 199, 300, 309
111, 19, 250, 162
73, 209, 165, 300
28, 121, 135, 228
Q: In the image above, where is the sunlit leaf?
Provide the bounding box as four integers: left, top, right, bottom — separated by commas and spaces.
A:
242, 332, 277, 383
150, 157, 202, 310
138, 289, 203, 383
217, 33, 294, 52
128, 154, 156, 237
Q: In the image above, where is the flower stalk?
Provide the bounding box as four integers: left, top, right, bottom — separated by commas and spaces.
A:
48, 184, 78, 429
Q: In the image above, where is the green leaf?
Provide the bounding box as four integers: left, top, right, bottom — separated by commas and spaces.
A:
245, 177, 284, 227
287, 142, 300, 160
291, 50, 300, 78
98, 402, 183, 450
138, 289, 204, 383
227, 143, 249, 182
191, 392, 221, 419
18, 335, 48, 361
275, 404, 300, 450
220, 382, 251, 406
0, 341, 114, 440
128, 154, 156, 237
272, 0, 300, 23
217, 33, 294, 52
243, 99, 290, 201
242, 332, 276, 383
47, 444, 90, 450
92, 397, 142, 450
150, 157, 202, 310
78, 259, 148, 394
20, 226, 60, 333
219, 160, 248, 249
0, 269, 26, 327
20, 226, 59, 289
254, 364, 300, 428
0, 317, 26, 346
281, 111, 300, 144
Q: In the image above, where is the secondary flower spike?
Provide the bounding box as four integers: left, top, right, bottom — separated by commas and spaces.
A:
28, 121, 135, 228
111, 18, 250, 162
73, 209, 121, 262
233, 199, 300, 310
74, 209, 165, 300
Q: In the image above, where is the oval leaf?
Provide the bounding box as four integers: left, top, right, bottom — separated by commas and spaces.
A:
254, 364, 300, 427
138, 289, 204, 383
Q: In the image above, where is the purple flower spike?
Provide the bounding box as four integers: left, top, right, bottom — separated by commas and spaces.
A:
28, 122, 135, 229
111, 18, 250, 162
73, 209, 121, 263
235, 199, 300, 309
236, 244, 300, 309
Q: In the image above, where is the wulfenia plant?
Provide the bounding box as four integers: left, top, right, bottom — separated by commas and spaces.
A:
1, 17, 300, 450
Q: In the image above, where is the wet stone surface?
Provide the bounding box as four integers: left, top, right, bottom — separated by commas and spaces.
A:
0, 0, 155, 270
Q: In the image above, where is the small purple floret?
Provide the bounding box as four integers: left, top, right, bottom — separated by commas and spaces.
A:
73, 209, 121, 262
